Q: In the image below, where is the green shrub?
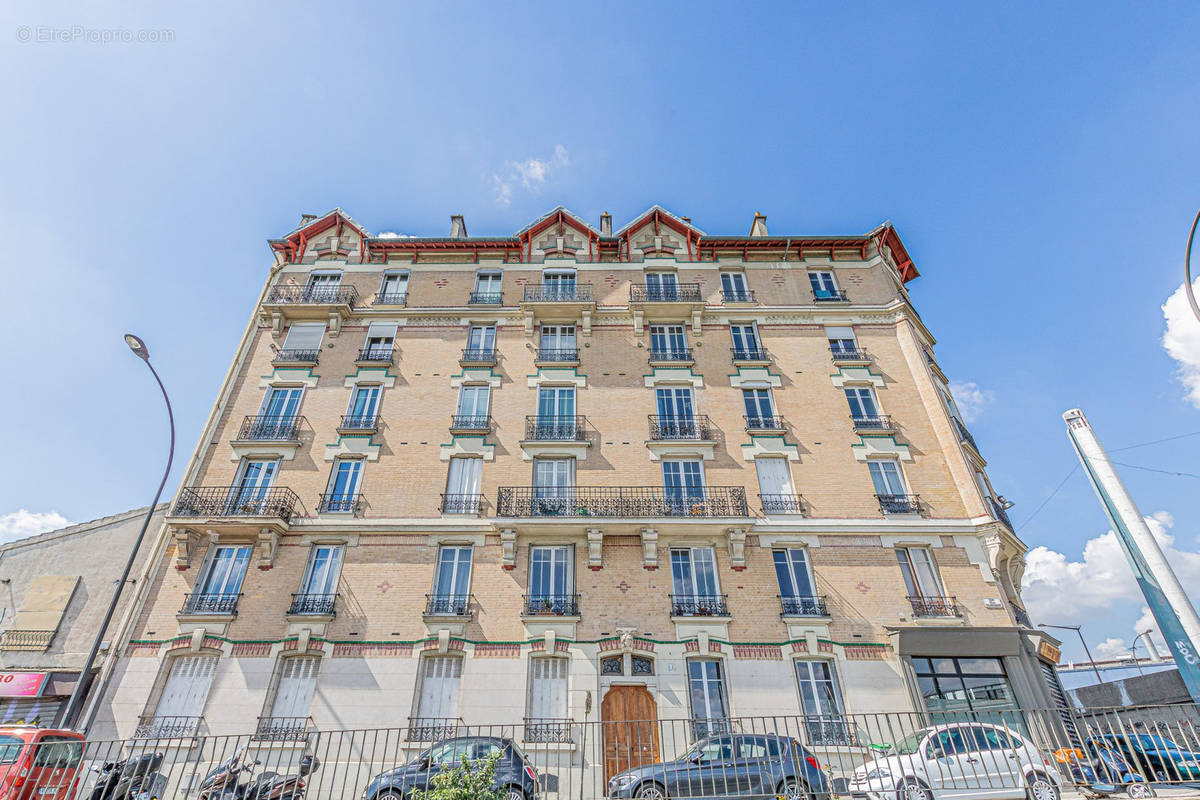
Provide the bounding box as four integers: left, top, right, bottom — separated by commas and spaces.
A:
411, 751, 506, 800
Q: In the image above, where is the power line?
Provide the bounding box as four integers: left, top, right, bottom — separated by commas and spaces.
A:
1110, 429, 1200, 453
1105, 460, 1200, 480
1017, 464, 1078, 532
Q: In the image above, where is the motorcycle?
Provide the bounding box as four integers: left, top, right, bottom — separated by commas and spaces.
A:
86, 752, 167, 800
1054, 744, 1154, 799
196, 744, 320, 800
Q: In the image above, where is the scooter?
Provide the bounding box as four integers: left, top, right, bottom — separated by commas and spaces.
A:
196, 745, 320, 800
1054, 744, 1153, 799
86, 752, 167, 800
1087, 739, 1155, 798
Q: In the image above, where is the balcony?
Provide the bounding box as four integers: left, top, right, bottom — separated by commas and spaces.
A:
522, 283, 594, 304
407, 718, 463, 742
469, 291, 503, 305
908, 595, 962, 618
670, 594, 730, 618
779, 595, 829, 618
441, 494, 484, 515
424, 594, 472, 618
272, 348, 319, 366
521, 284, 596, 327
263, 284, 358, 323
720, 289, 757, 304
318, 493, 364, 515
497, 486, 749, 518
631, 283, 703, 303
287, 593, 337, 617
524, 718, 573, 744
535, 347, 580, 366
523, 594, 580, 617
460, 348, 497, 366
731, 346, 770, 365
356, 345, 394, 365
630, 283, 705, 326
648, 415, 713, 441
450, 414, 492, 435
339, 414, 380, 435
877, 493, 922, 515
647, 347, 694, 366
373, 291, 407, 307
253, 716, 312, 742
831, 346, 871, 365
760, 493, 804, 515
180, 592, 240, 617
954, 416, 981, 454
524, 415, 587, 442
744, 414, 785, 434
813, 289, 849, 303
235, 415, 303, 442
133, 715, 202, 739
851, 414, 896, 434
0, 630, 54, 651
171, 486, 301, 528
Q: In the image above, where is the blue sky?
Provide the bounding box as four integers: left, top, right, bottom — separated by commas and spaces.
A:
2, 1, 1199, 662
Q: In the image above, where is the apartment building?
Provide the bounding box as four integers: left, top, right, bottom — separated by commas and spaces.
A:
94, 206, 1064, 759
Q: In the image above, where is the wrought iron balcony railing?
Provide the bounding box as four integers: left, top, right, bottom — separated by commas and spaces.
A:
441, 494, 484, 514
425, 593, 473, 617
469, 291, 503, 305
172, 486, 301, 522
851, 414, 895, 432
340, 413, 379, 432
731, 346, 769, 362
831, 346, 870, 362
237, 415, 303, 441
803, 716, 857, 747
318, 493, 364, 514
497, 486, 749, 518
524, 415, 587, 441
266, 284, 359, 306
460, 348, 497, 365
524, 718, 574, 744
450, 414, 492, 433
630, 283, 703, 303
180, 592, 240, 616
908, 595, 961, 618
523, 284, 594, 303
272, 348, 319, 365
374, 291, 407, 306
648, 415, 713, 440
779, 595, 829, 617
406, 718, 463, 742
721, 289, 756, 303
813, 289, 849, 302
134, 715, 202, 739
760, 494, 805, 515
877, 493, 922, 515
648, 347, 693, 363
670, 594, 730, 617
253, 716, 312, 742
744, 414, 784, 432
535, 347, 579, 363
954, 416, 980, 452
523, 594, 580, 616
288, 593, 337, 616
0, 630, 55, 651
357, 345, 394, 363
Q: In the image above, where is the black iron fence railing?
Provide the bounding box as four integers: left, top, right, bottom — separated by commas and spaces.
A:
340, 414, 379, 431
779, 595, 829, 617
524, 415, 587, 441
237, 415, 303, 441
132, 714, 201, 739
691, 717, 734, 740
374, 291, 407, 306
670, 594, 730, 617
450, 414, 492, 433
954, 416, 980, 452
523, 284, 594, 303
731, 346, 769, 362
497, 486, 749, 518
523, 594, 580, 616
0, 630, 55, 650
460, 348, 497, 364
406, 718, 463, 742
441, 494, 484, 514
630, 283, 703, 303
648, 347, 693, 363
908, 594, 961, 617
266, 285, 359, 306
318, 493, 364, 515
523, 718, 574, 744
759, 493, 804, 515
813, 289, 849, 302
830, 346, 869, 361
744, 414, 784, 431
357, 345, 394, 362
536, 347, 579, 363
288, 593, 337, 616
252, 716, 312, 742
851, 414, 895, 432
877, 493, 922, 515
272, 348, 319, 364
721, 289, 756, 303
425, 594, 472, 617
180, 593, 240, 616
172, 486, 301, 521
648, 415, 713, 440
469, 291, 503, 305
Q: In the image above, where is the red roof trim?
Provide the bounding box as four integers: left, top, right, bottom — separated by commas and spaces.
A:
874, 226, 919, 283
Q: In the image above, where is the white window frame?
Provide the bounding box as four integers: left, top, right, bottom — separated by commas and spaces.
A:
845, 386, 880, 419
466, 324, 496, 352
456, 384, 491, 419
539, 325, 577, 351
825, 326, 858, 354
687, 658, 729, 731
266, 655, 321, 722
259, 385, 305, 419
730, 322, 762, 358
528, 545, 574, 600
670, 546, 720, 599
773, 548, 815, 599
324, 458, 364, 511
379, 270, 409, 302
649, 324, 688, 357
445, 457, 483, 498
414, 655, 463, 725
808, 270, 839, 298
720, 271, 749, 297
433, 546, 473, 598
151, 655, 218, 732
742, 387, 776, 424
474, 270, 503, 294
363, 323, 397, 358
347, 384, 382, 422
299, 544, 344, 596
281, 323, 326, 353
895, 546, 945, 599
867, 458, 908, 497
526, 656, 569, 725
198, 545, 252, 597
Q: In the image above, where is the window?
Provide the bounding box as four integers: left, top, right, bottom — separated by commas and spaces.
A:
30, 736, 82, 769
543, 269, 577, 292
305, 271, 342, 300
649, 324, 688, 358
720, 272, 750, 301
456, 385, 490, 422
742, 388, 776, 427
645, 272, 679, 300
911, 657, 1017, 718
795, 661, 849, 744
199, 546, 252, 598
474, 271, 503, 301
826, 326, 858, 355
808, 271, 840, 299
378, 271, 408, 303
362, 323, 396, 359
527, 658, 569, 724
655, 387, 696, 437
869, 459, 907, 496
280, 323, 325, 358
268, 656, 320, 722
255, 386, 303, 438
773, 548, 815, 603
895, 547, 943, 599
346, 384, 381, 426
730, 324, 762, 360
151, 656, 217, 734
529, 546, 573, 606
537, 386, 576, 420
687, 660, 729, 737
444, 457, 483, 511
433, 546, 473, 600
845, 387, 879, 420
533, 459, 575, 513
323, 459, 363, 512
756, 459, 796, 511
299, 545, 343, 597
415, 657, 463, 727
231, 458, 279, 513
671, 547, 719, 601
662, 460, 705, 509
539, 325, 576, 356
466, 324, 496, 354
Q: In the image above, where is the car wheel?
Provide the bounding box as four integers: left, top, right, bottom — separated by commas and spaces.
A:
1125, 783, 1154, 798
897, 778, 932, 800
1025, 772, 1059, 800
778, 778, 810, 800
504, 787, 525, 800
636, 781, 667, 800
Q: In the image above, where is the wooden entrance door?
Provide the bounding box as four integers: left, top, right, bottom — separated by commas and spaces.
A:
602, 685, 660, 783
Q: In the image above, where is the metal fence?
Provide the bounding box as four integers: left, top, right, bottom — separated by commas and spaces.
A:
12, 704, 1200, 799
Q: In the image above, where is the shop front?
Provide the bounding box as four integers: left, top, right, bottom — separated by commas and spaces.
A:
0, 671, 82, 727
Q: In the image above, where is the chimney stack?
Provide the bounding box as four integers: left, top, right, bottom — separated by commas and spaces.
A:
450, 215, 468, 239
600, 212, 612, 237
749, 212, 768, 237
681, 216, 691, 224
299, 213, 318, 226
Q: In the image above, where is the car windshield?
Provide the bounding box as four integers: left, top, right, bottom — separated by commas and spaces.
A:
0, 736, 24, 765
890, 729, 932, 755
1136, 735, 1179, 751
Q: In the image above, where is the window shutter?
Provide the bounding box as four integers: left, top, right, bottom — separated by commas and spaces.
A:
417, 657, 462, 720
367, 322, 398, 341
283, 323, 326, 351
755, 458, 793, 497
155, 656, 217, 719
271, 657, 320, 719
824, 326, 855, 340
528, 658, 568, 720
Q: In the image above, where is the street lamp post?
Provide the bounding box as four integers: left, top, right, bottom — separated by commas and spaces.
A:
1039, 623, 1104, 685
1132, 629, 1158, 663
61, 334, 175, 730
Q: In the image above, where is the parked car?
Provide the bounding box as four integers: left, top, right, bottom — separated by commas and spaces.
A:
846, 722, 1059, 800
606, 733, 829, 800
0, 727, 85, 800
1089, 734, 1200, 782
362, 736, 538, 800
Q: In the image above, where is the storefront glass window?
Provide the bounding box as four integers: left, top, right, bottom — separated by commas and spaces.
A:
911, 656, 1019, 728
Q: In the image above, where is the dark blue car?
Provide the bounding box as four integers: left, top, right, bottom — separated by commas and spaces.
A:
363, 736, 539, 800
607, 733, 830, 800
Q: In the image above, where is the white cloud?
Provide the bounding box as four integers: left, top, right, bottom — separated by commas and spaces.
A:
0, 509, 69, 544
1093, 637, 1133, 660
376, 231, 417, 239
488, 145, 570, 207
1162, 276, 1200, 409
949, 381, 994, 422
